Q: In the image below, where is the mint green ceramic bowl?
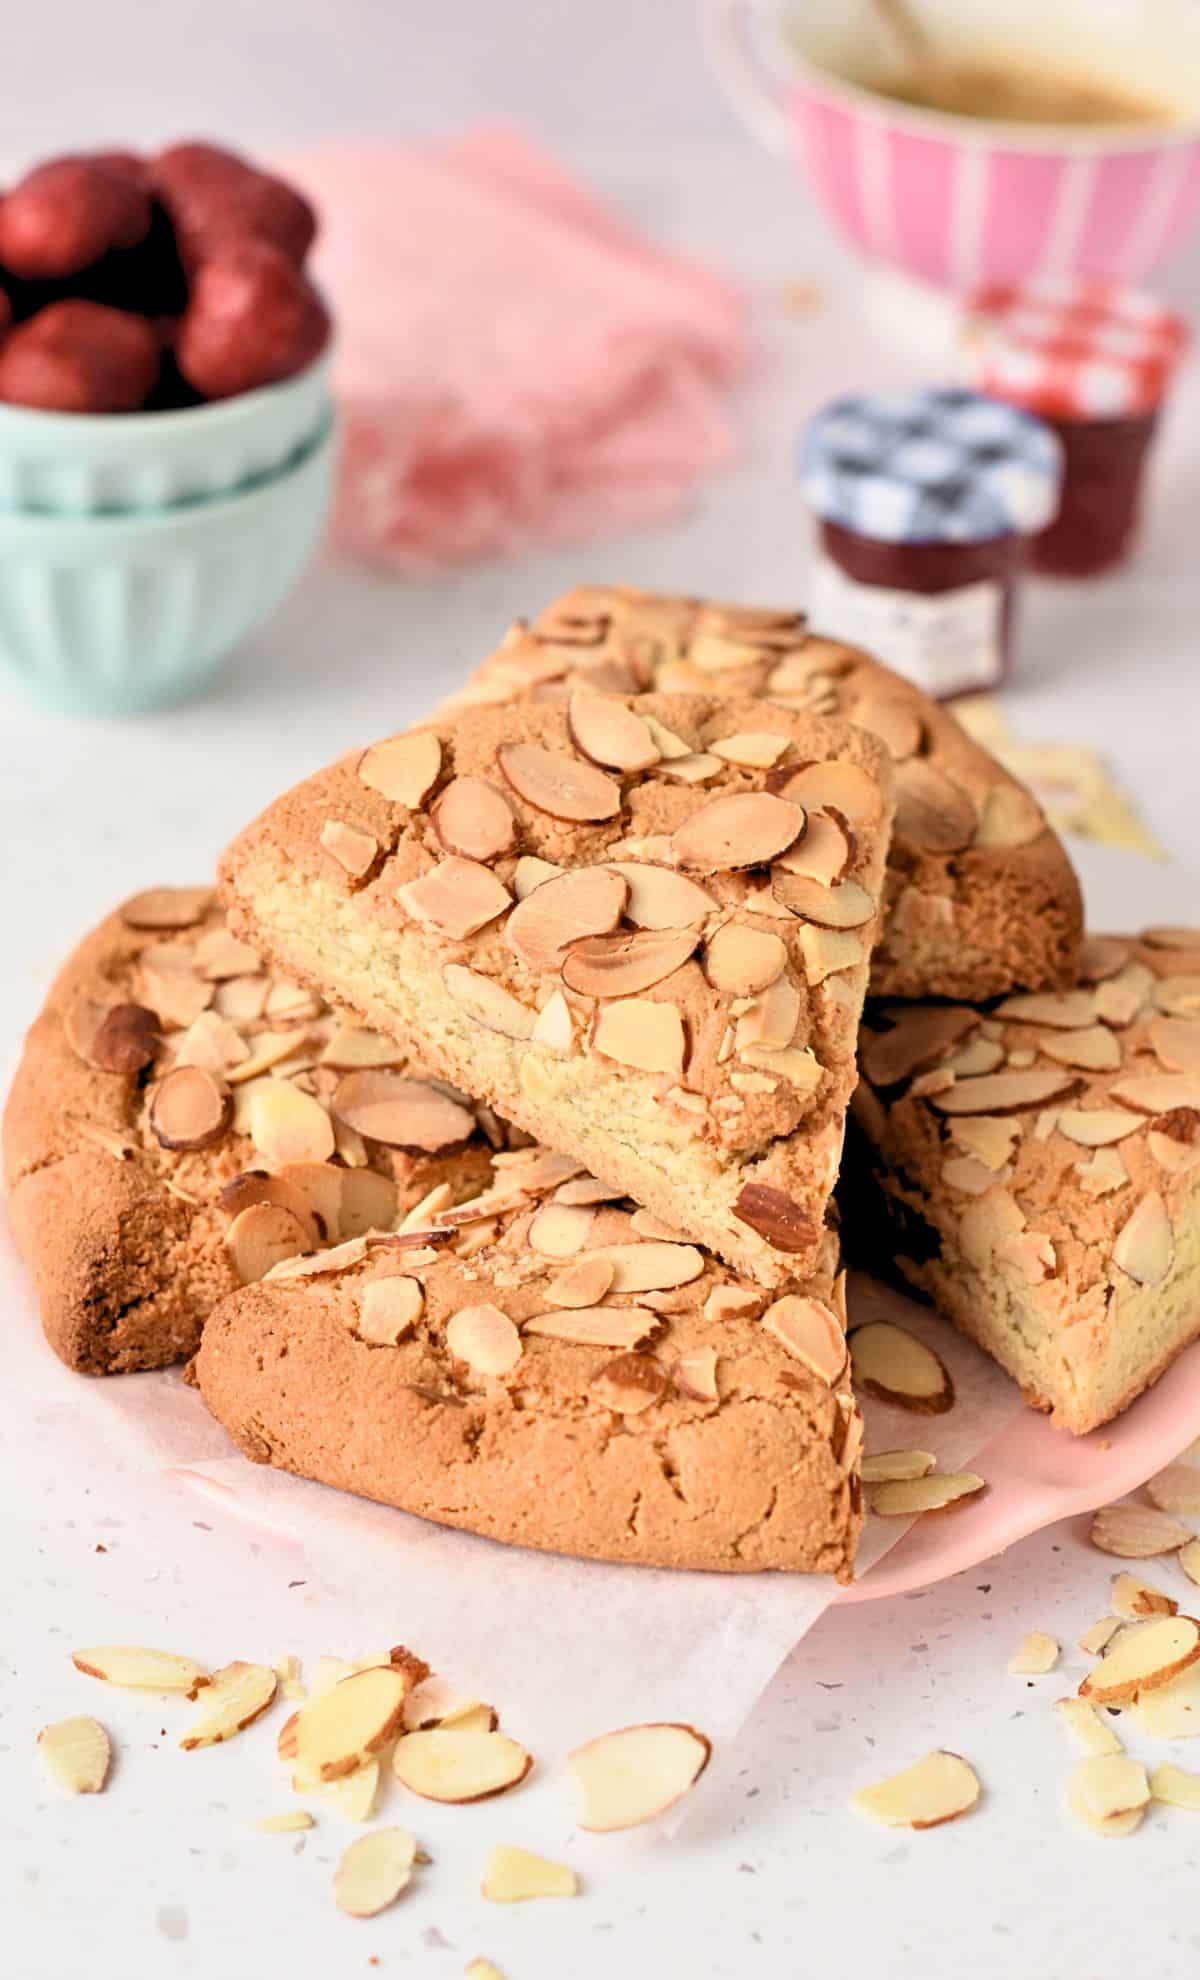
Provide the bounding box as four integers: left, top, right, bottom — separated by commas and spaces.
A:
0, 420, 335, 715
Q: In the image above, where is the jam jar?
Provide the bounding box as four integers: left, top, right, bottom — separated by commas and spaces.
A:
798, 387, 1061, 698
966, 275, 1188, 578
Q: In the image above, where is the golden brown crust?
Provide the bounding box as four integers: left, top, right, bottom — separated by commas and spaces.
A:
2, 890, 498, 1374
445, 586, 1083, 1001
218, 692, 895, 1287
845, 931, 1200, 1432
195, 1154, 862, 1576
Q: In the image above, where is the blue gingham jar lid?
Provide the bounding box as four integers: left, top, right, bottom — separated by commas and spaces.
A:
798, 387, 1062, 544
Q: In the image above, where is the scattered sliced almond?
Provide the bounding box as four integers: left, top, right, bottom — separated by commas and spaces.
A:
180, 1661, 277, 1749
338, 1167, 399, 1238
498, 741, 621, 821
796, 923, 864, 984
334, 1827, 417, 1917
512, 854, 562, 898
150, 1065, 229, 1151
853, 693, 922, 760
279, 1666, 411, 1781
1079, 1614, 1200, 1703
357, 1278, 424, 1347
173, 1008, 250, 1076
320, 1025, 407, 1071
1079, 1618, 1123, 1655
320, 818, 378, 879
226, 1202, 313, 1284
930, 1068, 1078, 1116
704, 923, 787, 996
432, 777, 517, 862
591, 1352, 669, 1415
465, 1962, 504, 1980
1112, 1192, 1174, 1286
72, 1646, 208, 1693
1146, 1464, 1200, 1515
708, 730, 787, 769
1054, 1107, 1144, 1147
598, 1242, 704, 1293
257, 1809, 314, 1834
563, 927, 697, 999
1130, 1657, 1200, 1737
859, 1007, 976, 1089
868, 1473, 985, 1517
1112, 1572, 1178, 1618
332, 1071, 474, 1152
654, 751, 724, 785
860, 1450, 936, 1484
1150, 1762, 1200, 1810
567, 1723, 710, 1832
775, 808, 854, 888
508, 866, 627, 974
851, 1750, 980, 1829
674, 1344, 720, 1402
1008, 1632, 1059, 1675
591, 999, 686, 1078
1038, 1024, 1122, 1072
300, 1758, 381, 1823
529, 1202, 596, 1257
524, 1306, 659, 1350
1069, 1755, 1150, 1834
398, 857, 511, 941
530, 987, 575, 1054
772, 873, 873, 929
762, 1294, 846, 1386
849, 1322, 954, 1414
568, 694, 660, 772
1090, 1502, 1192, 1558
446, 1305, 523, 1379
38, 1716, 111, 1794
671, 792, 804, 873
1054, 1698, 1123, 1757
246, 1079, 334, 1167
547, 1255, 615, 1308
122, 885, 212, 930
359, 731, 441, 808
606, 861, 715, 930
444, 966, 535, 1040
778, 761, 881, 828
392, 1729, 531, 1803
480, 1845, 577, 1903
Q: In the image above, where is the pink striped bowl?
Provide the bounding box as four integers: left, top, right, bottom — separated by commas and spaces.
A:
704, 0, 1200, 298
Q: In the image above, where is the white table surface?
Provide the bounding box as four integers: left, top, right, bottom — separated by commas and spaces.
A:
3, 120, 1200, 1979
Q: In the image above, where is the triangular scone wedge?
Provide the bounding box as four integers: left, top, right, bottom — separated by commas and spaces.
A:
219, 692, 895, 1288
443, 586, 1082, 1003
195, 1147, 862, 1576
1, 886, 501, 1375
845, 930, 1200, 1434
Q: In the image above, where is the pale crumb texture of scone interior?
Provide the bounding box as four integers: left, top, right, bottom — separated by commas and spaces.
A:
218, 691, 896, 1289
845, 929, 1200, 1435
195, 1144, 863, 1576
1, 886, 507, 1375
443, 584, 1083, 1003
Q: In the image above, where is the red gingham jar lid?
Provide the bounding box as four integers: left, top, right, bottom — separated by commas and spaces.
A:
966, 275, 1189, 421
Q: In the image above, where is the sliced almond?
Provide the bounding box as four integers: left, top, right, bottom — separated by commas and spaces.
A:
226, 1202, 312, 1283
733, 1183, 815, 1253
1078, 1618, 1123, 1655
530, 987, 575, 1054
149, 1065, 229, 1151
894, 762, 977, 852
38, 1716, 111, 1794
508, 866, 627, 974
257, 1810, 314, 1833
72, 1646, 208, 1693
654, 751, 724, 785
338, 1167, 399, 1238
320, 818, 378, 879
1143, 925, 1200, 949
192, 928, 260, 980
173, 1008, 250, 1075
398, 856, 511, 941
1182, 1538, 1200, 1587
703, 1285, 759, 1323
356, 1277, 424, 1346
465, 1962, 504, 1980
122, 885, 212, 930
1112, 1572, 1178, 1618
772, 873, 874, 929
868, 1473, 985, 1516
1109, 1071, 1200, 1114
850, 1750, 979, 1830
703, 923, 787, 996
1054, 1108, 1144, 1147
852, 693, 922, 761
320, 1025, 407, 1071
860, 1450, 936, 1484
762, 1294, 846, 1385
591, 1352, 669, 1414
359, 731, 441, 808
444, 966, 535, 1041
1130, 1657, 1200, 1737
1150, 1762, 1200, 1809
1147, 1015, 1200, 1074
529, 1203, 596, 1257
481, 1845, 577, 1904
141, 963, 215, 1030
606, 861, 716, 930
392, 1729, 531, 1803
432, 777, 517, 862
334, 1827, 417, 1917
1079, 1614, 1200, 1702
1146, 1464, 1200, 1514
525, 1306, 659, 1349
513, 854, 563, 898
973, 782, 1044, 848
446, 1304, 522, 1378
302, 1758, 380, 1823
1112, 1192, 1174, 1286
859, 1007, 976, 1089
1038, 1025, 1122, 1072
778, 761, 881, 828
279, 1666, 411, 1781
849, 1322, 954, 1414
180, 1661, 277, 1749
1054, 1697, 1123, 1757
598, 1242, 704, 1293
246, 1079, 334, 1166
930, 1068, 1078, 1116
568, 694, 660, 772
670, 792, 804, 873
674, 1344, 720, 1402
591, 999, 686, 1078
567, 1723, 710, 1832
1155, 975, 1200, 1017
710, 731, 788, 769
331, 1072, 474, 1153
1008, 1632, 1059, 1675
1091, 1502, 1192, 1558
774, 809, 855, 888
563, 927, 697, 998
227, 1029, 315, 1085
735, 973, 801, 1052
1069, 1755, 1150, 1830
267, 1234, 370, 1282
498, 742, 621, 822
796, 923, 863, 984
997, 985, 1106, 1030
547, 1255, 615, 1308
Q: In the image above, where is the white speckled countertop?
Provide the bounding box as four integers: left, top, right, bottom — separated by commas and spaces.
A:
2, 33, 1200, 1970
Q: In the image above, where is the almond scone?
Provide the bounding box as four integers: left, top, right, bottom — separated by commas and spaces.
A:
2, 887, 502, 1373
195, 1146, 863, 1575
844, 930, 1200, 1433
444, 585, 1082, 1002
218, 692, 895, 1287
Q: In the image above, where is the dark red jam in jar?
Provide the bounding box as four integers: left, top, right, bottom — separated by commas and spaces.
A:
967, 276, 1188, 579
799, 388, 1061, 698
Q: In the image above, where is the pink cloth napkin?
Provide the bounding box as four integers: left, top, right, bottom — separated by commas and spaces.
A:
280, 130, 749, 568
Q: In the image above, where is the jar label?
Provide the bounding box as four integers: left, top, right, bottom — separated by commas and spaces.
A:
808, 554, 1004, 699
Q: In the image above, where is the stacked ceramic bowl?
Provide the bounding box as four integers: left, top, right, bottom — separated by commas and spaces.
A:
0, 346, 334, 715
